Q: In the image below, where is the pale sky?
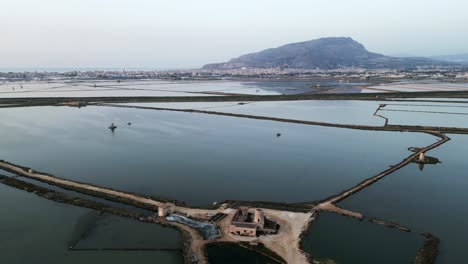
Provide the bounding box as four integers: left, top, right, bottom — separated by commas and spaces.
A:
1, 0, 467, 69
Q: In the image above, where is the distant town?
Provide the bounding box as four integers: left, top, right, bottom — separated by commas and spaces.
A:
1, 67, 468, 83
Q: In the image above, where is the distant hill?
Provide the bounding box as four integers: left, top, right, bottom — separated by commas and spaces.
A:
202, 37, 453, 70
430, 53, 468, 64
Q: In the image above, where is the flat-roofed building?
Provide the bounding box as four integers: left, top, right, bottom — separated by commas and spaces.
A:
229, 207, 278, 237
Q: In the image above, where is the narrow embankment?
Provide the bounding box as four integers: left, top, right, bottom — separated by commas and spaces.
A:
1, 89, 468, 106
98, 103, 468, 135
0, 175, 148, 221
312, 132, 449, 219
412, 233, 439, 264
0, 175, 202, 264
320, 132, 449, 206
309, 132, 449, 264
0, 160, 168, 210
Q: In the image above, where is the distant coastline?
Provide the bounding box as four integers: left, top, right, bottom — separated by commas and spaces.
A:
0, 67, 195, 73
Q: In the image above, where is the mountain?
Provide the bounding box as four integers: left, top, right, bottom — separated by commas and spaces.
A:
430, 53, 468, 64
202, 37, 452, 70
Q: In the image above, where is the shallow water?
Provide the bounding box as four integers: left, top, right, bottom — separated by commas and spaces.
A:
74, 213, 182, 249
0, 106, 435, 206
302, 212, 423, 264
0, 184, 183, 264
122, 99, 468, 128
0, 100, 464, 264
0, 79, 336, 97
396, 97, 468, 102
370, 82, 468, 92
121, 99, 385, 126
0, 79, 371, 98
381, 101, 468, 125
339, 135, 468, 264
380, 104, 468, 128
206, 244, 280, 264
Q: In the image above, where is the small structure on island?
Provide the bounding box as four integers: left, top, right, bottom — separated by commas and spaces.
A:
157, 203, 175, 217
229, 207, 278, 237
418, 152, 425, 162
411, 151, 441, 171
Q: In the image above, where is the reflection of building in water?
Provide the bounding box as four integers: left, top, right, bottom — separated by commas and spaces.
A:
412, 152, 441, 172
419, 163, 425, 171
229, 208, 278, 237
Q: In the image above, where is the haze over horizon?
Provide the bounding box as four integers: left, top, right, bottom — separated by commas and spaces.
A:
1, 0, 467, 70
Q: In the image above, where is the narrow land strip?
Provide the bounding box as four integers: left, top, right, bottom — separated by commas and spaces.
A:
1, 90, 468, 106
98, 103, 468, 135
313, 132, 449, 217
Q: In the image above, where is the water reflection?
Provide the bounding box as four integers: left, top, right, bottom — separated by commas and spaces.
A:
0, 184, 183, 264
0, 106, 436, 206
302, 212, 423, 264
206, 244, 280, 264
339, 135, 468, 263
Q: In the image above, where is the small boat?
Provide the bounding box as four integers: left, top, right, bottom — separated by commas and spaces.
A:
109, 123, 117, 131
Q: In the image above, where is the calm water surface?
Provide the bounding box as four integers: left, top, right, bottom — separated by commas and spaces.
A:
339, 135, 468, 264
0, 103, 459, 264
302, 212, 423, 264
206, 244, 280, 264
0, 184, 183, 264
122, 99, 385, 126
0, 106, 435, 206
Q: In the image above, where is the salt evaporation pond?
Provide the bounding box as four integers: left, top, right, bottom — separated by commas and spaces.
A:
206, 244, 281, 264
0, 184, 183, 264
379, 103, 468, 128
0, 105, 436, 206
0, 79, 323, 97
121, 99, 385, 126
339, 135, 468, 264
302, 212, 423, 264
72, 213, 182, 250
0, 79, 368, 98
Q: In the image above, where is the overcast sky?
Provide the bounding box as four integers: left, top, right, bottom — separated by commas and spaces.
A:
1, 0, 467, 69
